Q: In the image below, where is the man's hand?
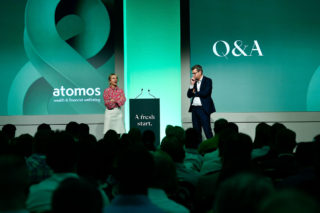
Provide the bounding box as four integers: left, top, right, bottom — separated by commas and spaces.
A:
190, 77, 196, 85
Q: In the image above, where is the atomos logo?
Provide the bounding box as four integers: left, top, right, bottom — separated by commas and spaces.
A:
53, 86, 101, 97
212, 40, 263, 58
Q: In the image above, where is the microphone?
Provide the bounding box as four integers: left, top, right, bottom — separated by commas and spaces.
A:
135, 88, 143, 99
148, 89, 157, 99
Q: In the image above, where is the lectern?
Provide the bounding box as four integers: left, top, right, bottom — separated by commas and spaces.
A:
129, 98, 160, 146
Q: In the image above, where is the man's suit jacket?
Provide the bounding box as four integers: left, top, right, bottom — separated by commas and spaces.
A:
187, 76, 216, 115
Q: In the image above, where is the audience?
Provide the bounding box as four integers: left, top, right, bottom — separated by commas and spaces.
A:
1, 120, 320, 213
26, 131, 80, 212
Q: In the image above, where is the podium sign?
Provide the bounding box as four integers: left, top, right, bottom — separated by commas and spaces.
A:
129, 99, 160, 146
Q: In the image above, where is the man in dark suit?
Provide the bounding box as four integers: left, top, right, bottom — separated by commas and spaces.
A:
187, 65, 216, 140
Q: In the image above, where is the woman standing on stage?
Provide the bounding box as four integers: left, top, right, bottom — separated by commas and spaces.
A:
103, 73, 126, 134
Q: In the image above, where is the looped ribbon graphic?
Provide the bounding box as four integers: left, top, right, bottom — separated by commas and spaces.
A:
8, 0, 111, 115
307, 66, 320, 111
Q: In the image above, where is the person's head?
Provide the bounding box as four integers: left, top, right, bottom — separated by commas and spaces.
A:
33, 130, 53, 154
142, 130, 156, 151
259, 189, 320, 213
79, 123, 90, 136
185, 128, 202, 149
2, 124, 16, 140
0, 154, 29, 211
128, 127, 142, 144
151, 151, 178, 194
275, 128, 296, 154
65, 121, 79, 139
52, 177, 103, 213
160, 135, 185, 163
254, 122, 272, 148
37, 123, 51, 132
12, 134, 34, 157
191, 64, 203, 80
213, 118, 229, 135
114, 145, 155, 195
214, 173, 274, 213
108, 73, 118, 87
165, 125, 175, 136
46, 131, 78, 173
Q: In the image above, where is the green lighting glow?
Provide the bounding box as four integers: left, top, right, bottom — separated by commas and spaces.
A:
124, 0, 181, 141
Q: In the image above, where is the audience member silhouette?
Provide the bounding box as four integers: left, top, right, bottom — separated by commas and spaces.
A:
214, 173, 274, 213
51, 177, 103, 213
26, 130, 53, 185
184, 128, 203, 172
258, 189, 320, 213
11, 134, 33, 158
103, 145, 164, 213
259, 128, 299, 184
2, 124, 16, 141
37, 123, 51, 132
198, 118, 228, 155
0, 154, 30, 212
252, 122, 272, 160
26, 131, 80, 212
65, 121, 80, 141
142, 130, 157, 151
149, 151, 190, 213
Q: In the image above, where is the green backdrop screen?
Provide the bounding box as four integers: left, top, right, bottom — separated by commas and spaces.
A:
0, 0, 118, 115
190, 0, 320, 112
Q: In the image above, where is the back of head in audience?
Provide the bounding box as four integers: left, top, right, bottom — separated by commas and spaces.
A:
275, 128, 296, 154
218, 132, 254, 183
227, 122, 239, 133
2, 124, 16, 140
254, 122, 272, 148
79, 123, 90, 136
52, 177, 103, 213
46, 131, 78, 173
128, 127, 142, 144
37, 123, 51, 132
11, 134, 33, 157
151, 151, 178, 194
33, 130, 53, 155
214, 173, 274, 213
65, 121, 79, 140
142, 130, 156, 151
114, 145, 154, 195
160, 135, 185, 163
270, 122, 287, 149
185, 128, 202, 149
213, 119, 229, 135
259, 189, 320, 213
0, 154, 29, 211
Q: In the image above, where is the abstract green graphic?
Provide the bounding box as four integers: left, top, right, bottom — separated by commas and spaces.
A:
7, 0, 113, 115
307, 66, 320, 111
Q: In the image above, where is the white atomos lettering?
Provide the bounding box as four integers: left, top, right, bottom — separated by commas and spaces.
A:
53, 86, 101, 97
212, 40, 263, 58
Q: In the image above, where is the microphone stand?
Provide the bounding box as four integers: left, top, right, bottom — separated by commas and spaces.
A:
148, 89, 157, 99
135, 88, 144, 99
